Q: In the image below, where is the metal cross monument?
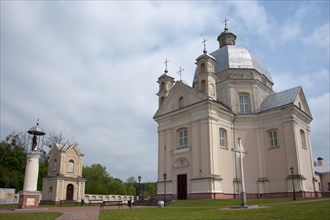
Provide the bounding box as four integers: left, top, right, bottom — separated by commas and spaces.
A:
232, 138, 248, 207
177, 66, 184, 81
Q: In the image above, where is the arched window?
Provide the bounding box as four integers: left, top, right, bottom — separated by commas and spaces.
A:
239, 94, 250, 113
53, 159, 57, 172
174, 157, 189, 168
160, 96, 165, 105
178, 128, 188, 149
179, 97, 184, 108
300, 129, 307, 149
201, 80, 206, 92
68, 159, 74, 173
219, 128, 227, 148
200, 63, 206, 73
160, 81, 165, 90
268, 129, 279, 148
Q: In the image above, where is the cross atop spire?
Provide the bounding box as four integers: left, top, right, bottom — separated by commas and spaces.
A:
202, 38, 208, 54
177, 66, 184, 81
164, 58, 169, 73
223, 18, 229, 31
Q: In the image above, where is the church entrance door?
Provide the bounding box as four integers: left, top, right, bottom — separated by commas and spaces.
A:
177, 174, 187, 200
66, 184, 74, 200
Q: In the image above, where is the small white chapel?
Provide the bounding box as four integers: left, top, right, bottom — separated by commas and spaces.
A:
153, 23, 320, 200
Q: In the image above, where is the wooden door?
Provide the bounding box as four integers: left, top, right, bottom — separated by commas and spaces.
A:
177, 174, 187, 200
66, 184, 74, 200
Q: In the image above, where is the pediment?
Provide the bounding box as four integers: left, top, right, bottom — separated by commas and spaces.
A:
258, 86, 312, 119
294, 88, 312, 117
154, 81, 209, 118
55, 143, 84, 157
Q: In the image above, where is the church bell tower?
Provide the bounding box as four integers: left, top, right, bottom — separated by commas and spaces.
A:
157, 59, 175, 107
195, 39, 217, 100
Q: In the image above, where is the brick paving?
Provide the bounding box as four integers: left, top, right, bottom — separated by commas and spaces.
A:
0, 205, 134, 220
56, 211, 99, 220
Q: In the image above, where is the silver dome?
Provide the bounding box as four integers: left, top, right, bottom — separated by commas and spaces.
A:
193, 45, 273, 83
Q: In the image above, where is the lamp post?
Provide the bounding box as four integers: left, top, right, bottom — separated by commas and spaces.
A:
163, 173, 167, 205
138, 176, 141, 205
290, 166, 296, 200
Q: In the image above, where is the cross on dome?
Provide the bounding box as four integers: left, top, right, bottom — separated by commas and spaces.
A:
223, 18, 229, 31
202, 38, 208, 54
164, 58, 169, 73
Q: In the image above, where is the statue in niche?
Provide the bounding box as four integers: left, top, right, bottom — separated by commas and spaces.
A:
32, 135, 38, 151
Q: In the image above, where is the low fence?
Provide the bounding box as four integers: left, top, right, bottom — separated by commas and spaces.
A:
84, 194, 135, 204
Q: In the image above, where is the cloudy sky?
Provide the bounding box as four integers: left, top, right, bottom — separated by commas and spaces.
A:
1, 1, 329, 182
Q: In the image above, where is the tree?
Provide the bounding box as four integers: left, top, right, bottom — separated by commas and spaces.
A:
6, 131, 29, 151
0, 140, 26, 191
83, 163, 112, 194
44, 131, 78, 149
108, 179, 127, 195
125, 176, 137, 195
143, 182, 157, 197
37, 149, 49, 191
83, 164, 133, 195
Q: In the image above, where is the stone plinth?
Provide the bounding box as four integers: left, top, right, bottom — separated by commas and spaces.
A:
18, 191, 41, 209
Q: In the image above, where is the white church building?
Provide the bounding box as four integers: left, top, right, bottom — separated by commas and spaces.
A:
154, 24, 320, 200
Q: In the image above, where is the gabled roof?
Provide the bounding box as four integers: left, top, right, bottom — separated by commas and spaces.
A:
55, 143, 84, 157
258, 86, 301, 113
154, 80, 209, 118
154, 81, 231, 118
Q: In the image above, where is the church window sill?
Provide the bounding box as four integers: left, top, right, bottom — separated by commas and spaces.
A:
172, 147, 191, 154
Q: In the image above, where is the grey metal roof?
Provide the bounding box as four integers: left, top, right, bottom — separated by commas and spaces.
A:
258, 86, 301, 112
193, 45, 273, 83
27, 123, 46, 136
195, 52, 216, 62
314, 163, 330, 173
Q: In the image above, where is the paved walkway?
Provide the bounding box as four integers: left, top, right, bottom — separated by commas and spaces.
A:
0, 205, 136, 220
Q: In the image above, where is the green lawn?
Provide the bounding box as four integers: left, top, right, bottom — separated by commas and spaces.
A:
0, 212, 62, 220
100, 199, 330, 220
1, 199, 329, 220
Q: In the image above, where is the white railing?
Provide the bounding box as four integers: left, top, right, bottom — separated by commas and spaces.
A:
84, 194, 135, 203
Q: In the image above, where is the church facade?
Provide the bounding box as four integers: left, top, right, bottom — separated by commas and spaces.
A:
154, 25, 320, 200
41, 144, 86, 203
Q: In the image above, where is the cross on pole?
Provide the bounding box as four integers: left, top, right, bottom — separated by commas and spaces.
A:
223, 18, 229, 31
232, 138, 248, 207
202, 38, 207, 53
164, 58, 169, 73
177, 66, 184, 81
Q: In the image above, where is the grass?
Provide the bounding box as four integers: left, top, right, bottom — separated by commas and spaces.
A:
0, 212, 62, 220
1, 198, 329, 220
100, 198, 330, 220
